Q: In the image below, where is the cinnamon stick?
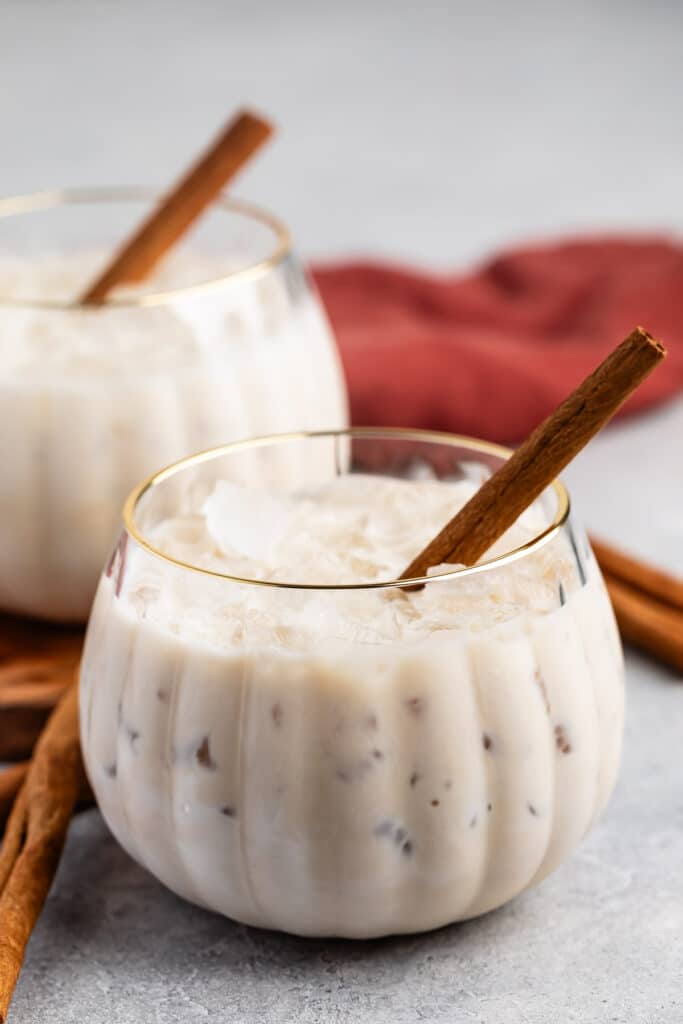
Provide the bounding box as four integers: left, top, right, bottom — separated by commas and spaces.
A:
0, 614, 82, 664
0, 614, 83, 761
603, 573, 683, 674
0, 707, 52, 764
0, 766, 27, 833
0, 654, 78, 693
591, 536, 683, 614
0, 792, 26, 895
400, 328, 666, 580
79, 108, 273, 305
0, 661, 75, 761
0, 760, 91, 836
0, 683, 86, 1022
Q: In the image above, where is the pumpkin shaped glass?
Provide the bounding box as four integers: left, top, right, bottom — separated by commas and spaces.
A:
79, 429, 624, 938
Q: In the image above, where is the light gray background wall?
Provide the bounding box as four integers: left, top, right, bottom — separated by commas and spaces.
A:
3, 0, 683, 265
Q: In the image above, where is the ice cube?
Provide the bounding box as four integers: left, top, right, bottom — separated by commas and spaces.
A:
202, 480, 293, 561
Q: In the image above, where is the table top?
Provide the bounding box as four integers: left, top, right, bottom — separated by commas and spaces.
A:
4, 1, 683, 1020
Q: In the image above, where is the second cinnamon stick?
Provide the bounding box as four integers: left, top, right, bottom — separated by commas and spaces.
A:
591, 536, 683, 614
605, 574, 683, 674
0, 683, 86, 1022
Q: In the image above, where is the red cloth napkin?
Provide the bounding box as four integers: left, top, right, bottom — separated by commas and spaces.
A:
312, 236, 683, 443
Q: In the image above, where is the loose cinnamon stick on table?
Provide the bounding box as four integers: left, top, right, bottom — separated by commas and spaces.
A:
0, 761, 92, 837
597, 565, 683, 674
0, 766, 27, 833
0, 704, 58, 764
79, 108, 273, 305
591, 536, 683, 672
591, 536, 683, 613
0, 683, 86, 1022
0, 614, 82, 665
401, 327, 666, 580
604, 574, 683, 674
0, 653, 77, 761
0, 613, 83, 761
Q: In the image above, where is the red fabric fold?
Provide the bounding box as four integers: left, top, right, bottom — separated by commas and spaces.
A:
312, 236, 683, 442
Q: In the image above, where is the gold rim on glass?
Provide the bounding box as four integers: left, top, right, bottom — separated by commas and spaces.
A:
122, 427, 571, 592
0, 187, 292, 309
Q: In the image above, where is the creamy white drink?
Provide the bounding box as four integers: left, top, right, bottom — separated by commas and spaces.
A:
79, 433, 624, 938
0, 243, 347, 621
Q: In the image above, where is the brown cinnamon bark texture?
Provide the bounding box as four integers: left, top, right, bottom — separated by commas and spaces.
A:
0, 684, 86, 1022
591, 536, 683, 614
0, 767, 27, 834
603, 573, 683, 674
0, 613, 81, 761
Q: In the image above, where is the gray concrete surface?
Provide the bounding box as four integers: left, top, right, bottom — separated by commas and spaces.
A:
2, 0, 683, 1020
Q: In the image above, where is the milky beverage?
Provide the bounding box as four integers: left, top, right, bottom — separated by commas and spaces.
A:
80, 469, 624, 938
0, 252, 347, 619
